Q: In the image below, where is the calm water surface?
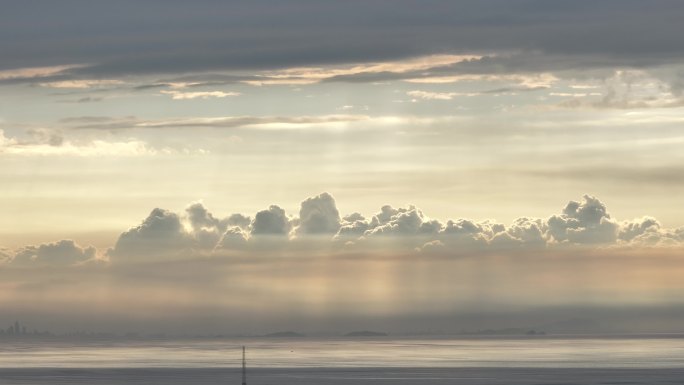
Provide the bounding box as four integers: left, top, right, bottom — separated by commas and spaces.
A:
1, 337, 683, 368
0, 337, 683, 384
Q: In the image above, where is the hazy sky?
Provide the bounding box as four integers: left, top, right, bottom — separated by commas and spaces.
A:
2, 1, 684, 334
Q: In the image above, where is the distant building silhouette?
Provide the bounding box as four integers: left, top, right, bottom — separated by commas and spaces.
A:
2, 321, 30, 336
0, 322, 54, 339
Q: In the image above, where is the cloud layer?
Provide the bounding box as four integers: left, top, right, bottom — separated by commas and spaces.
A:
102, 193, 684, 261
3, 193, 683, 267
3, 1, 684, 92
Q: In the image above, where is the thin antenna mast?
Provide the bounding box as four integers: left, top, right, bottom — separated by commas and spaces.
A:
241, 346, 247, 385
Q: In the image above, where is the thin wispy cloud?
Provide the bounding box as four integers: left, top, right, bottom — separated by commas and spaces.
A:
407, 90, 460, 100
0, 131, 156, 157
160, 90, 241, 100
39, 79, 123, 89
63, 115, 375, 131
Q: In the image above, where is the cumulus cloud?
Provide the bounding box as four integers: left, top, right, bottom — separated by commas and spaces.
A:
436, 219, 492, 248
490, 218, 547, 249
1, 192, 683, 268
186, 202, 223, 232
109, 208, 196, 259
296, 192, 341, 235
365, 206, 441, 237
214, 226, 249, 250
617, 217, 684, 247
251, 205, 292, 236
183, 203, 224, 249
619, 217, 661, 242
39, 192, 678, 264
335, 213, 370, 240
547, 195, 619, 244
224, 213, 251, 230
0, 248, 13, 264
107, 201, 258, 258
11, 240, 98, 266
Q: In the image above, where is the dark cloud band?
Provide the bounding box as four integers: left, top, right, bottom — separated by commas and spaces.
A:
2, 1, 684, 81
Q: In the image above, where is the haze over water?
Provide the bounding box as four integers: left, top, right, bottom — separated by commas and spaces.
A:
2, 337, 684, 369
1, 337, 684, 384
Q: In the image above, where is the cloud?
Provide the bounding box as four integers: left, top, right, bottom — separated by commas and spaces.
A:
0, 64, 84, 83
39, 79, 123, 89
436, 219, 494, 248
554, 70, 684, 110
66, 115, 372, 131
313, 59, 562, 85
364, 206, 441, 238
109, 201, 260, 259
10, 240, 99, 266
296, 192, 341, 235
404, 71, 559, 87
214, 226, 249, 250
336, 213, 370, 240
0, 248, 13, 264
547, 195, 619, 244
617, 217, 684, 247
57, 96, 104, 103
619, 217, 662, 243
0, 129, 156, 157
2, 193, 683, 268
169, 56, 565, 89
185, 202, 227, 249
3, 1, 684, 83
73, 193, 684, 263
185, 202, 219, 230
407, 90, 459, 100
109, 208, 197, 259
224, 213, 251, 230
132, 74, 260, 90
490, 217, 547, 249
243, 55, 479, 86
251, 205, 292, 236
160, 90, 240, 100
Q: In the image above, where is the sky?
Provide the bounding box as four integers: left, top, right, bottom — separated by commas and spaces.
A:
2, 1, 684, 334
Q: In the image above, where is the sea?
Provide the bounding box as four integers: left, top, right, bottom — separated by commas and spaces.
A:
0, 336, 683, 384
